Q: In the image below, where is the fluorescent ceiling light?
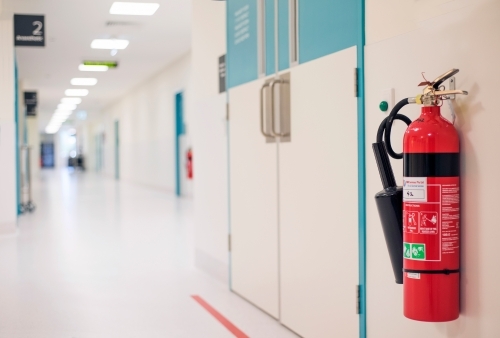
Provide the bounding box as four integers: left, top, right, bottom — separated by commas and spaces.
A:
65, 89, 89, 97
71, 78, 98, 86
58, 103, 77, 110
55, 109, 73, 114
54, 111, 73, 119
79, 64, 108, 72
61, 97, 82, 104
110, 2, 160, 16
53, 114, 71, 120
91, 39, 129, 50
77, 111, 88, 120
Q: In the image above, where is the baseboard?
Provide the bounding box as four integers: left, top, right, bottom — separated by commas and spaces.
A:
195, 249, 228, 285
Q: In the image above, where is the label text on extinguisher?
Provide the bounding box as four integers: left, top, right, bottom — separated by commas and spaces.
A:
403, 177, 427, 202
403, 177, 460, 262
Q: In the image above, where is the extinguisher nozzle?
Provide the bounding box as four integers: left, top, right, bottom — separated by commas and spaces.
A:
375, 188, 404, 284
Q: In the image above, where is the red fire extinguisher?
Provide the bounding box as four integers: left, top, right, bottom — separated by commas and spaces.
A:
373, 69, 468, 322
186, 148, 193, 180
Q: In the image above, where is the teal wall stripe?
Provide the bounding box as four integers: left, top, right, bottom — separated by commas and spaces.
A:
265, 0, 290, 75
277, 0, 290, 71
226, 1, 233, 291
227, 0, 259, 88
357, 0, 367, 336
298, 0, 358, 65
265, 0, 275, 75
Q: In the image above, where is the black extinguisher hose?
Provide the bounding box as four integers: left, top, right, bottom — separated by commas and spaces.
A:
372, 98, 413, 284
376, 98, 413, 159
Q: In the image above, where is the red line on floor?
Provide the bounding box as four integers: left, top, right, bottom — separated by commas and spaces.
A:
191, 295, 249, 338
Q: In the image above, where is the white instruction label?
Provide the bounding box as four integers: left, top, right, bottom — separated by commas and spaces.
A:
403, 177, 427, 202
407, 272, 421, 280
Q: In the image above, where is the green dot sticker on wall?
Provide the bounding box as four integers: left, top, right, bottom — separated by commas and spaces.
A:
379, 101, 389, 112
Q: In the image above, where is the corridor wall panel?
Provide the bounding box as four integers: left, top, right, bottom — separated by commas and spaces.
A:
0, 19, 17, 233
191, 0, 229, 283
91, 54, 192, 194
365, 0, 500, 336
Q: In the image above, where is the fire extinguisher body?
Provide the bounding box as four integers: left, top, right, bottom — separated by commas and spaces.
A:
402, 106, 460, 322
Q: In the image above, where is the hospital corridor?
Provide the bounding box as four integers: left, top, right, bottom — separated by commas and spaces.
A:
0, 0, 499, 337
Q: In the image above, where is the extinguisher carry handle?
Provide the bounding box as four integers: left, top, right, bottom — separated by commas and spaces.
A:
430, 68, 460, 90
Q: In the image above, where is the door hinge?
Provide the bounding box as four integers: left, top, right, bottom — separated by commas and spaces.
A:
226, 103, 230, 121
356, 285, 361, 314
228, 234, 231, 252
354, 68, 359, 98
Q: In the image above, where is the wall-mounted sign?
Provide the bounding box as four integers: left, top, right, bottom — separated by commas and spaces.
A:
83, 61, 119, 68
24, 92, 38, 116
219, 54, 226, 93
14, 14, 45, 47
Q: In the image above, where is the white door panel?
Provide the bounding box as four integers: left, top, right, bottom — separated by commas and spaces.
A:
279, 47, 359, 337
229, 79, 280, 318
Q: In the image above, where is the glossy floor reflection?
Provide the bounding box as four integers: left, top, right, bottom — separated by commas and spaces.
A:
0, 170, 297, 338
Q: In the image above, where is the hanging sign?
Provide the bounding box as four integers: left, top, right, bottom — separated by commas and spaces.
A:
14, 14, 45, 47
24, 92, 38, 116
219, 54, 226, 93
83, 61, 119, 68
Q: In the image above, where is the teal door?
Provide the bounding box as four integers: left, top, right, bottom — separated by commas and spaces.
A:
175, 92, 185, 196
114, 120, 120, 180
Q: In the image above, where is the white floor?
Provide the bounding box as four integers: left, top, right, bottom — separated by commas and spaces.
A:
0, 170, 298, 338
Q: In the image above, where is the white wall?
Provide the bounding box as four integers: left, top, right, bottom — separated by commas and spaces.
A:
90, 53, 193, 194
0, 19, 18, 233
191, 0, 228, 283
84, 0, 229, 283
365, 0, 500, 336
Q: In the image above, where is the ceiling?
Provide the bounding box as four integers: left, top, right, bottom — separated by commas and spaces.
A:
1, 0, 192, 130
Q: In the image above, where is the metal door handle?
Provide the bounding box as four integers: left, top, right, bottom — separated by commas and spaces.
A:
260, 82, 274, 138
270, 79, 290, 137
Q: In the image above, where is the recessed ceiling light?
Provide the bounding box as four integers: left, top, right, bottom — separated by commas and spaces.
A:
110, 2, 160, 16
45, 128, 59, 134
58, 103, 77, 110
65, 89, 89, 97
61, 97, 82, 104
79, 64, 109, 72
71, 78, 98, 86
77, 111, 88, 120
91, 39, 129, 50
